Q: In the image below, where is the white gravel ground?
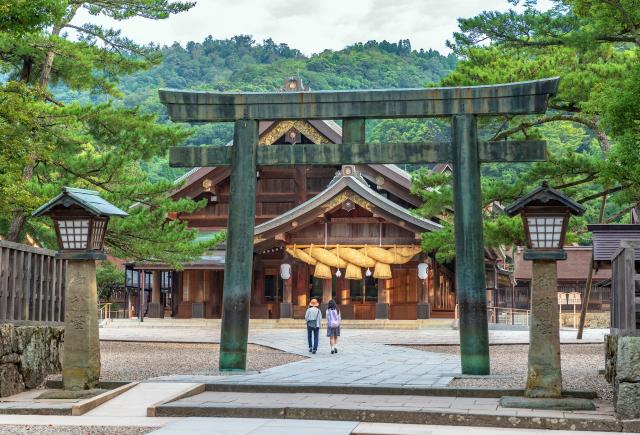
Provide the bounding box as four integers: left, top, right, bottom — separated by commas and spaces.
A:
407, 344, 612, 401
49, 341, 305, 382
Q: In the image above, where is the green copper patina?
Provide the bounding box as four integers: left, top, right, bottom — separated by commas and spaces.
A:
219, 120, 258, 371
452, 114, 490, 374
170, 140, 546, 167
159, 78, 560, 374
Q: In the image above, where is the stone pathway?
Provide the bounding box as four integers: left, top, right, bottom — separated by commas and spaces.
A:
99, 326, 607, 389
147, 329, 459, 388
86, 382, 201, 417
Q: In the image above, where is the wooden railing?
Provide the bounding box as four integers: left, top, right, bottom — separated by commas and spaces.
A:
0, 240, 65, 322
487, 306, 530, 326
611, 241, 640, 331
455, 304, 530, 326
98, 303, 112, 321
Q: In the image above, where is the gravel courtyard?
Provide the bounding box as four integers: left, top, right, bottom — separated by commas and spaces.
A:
406, 343, 612, 400
49, 341, 305, 382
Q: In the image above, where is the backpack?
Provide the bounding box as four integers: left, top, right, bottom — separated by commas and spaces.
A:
306, 307, 319, 328
327, 309, 341, 328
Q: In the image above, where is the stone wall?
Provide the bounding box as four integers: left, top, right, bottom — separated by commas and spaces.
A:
560, 312, 609, 328
0, 323, 63, 397
605, 333, 640, 418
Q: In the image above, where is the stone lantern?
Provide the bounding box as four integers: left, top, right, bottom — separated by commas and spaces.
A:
502, 182, 593, 410
33, 187, 127, 390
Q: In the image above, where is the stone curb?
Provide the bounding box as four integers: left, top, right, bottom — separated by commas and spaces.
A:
198, 382, 597, 399
45, 380, 131, 390
147, 383, 206, 417
71, 382, 138, 416
154, 404, 623, 432
0, 404, 73, 416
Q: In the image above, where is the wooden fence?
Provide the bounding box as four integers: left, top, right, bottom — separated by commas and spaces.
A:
0, 240, 65, 322
611, 241, 640, 331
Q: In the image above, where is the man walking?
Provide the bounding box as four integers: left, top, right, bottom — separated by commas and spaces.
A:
305, 298, 322, 354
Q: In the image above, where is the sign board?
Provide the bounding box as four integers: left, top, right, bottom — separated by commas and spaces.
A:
557, 292, 568, 305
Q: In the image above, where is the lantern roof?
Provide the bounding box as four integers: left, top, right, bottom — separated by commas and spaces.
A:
32, 187, 128, 218
504, 181, 585, 217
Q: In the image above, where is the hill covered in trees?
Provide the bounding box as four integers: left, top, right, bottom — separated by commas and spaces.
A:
57, 36, 457, 181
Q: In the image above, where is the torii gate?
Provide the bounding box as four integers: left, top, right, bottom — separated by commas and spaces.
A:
159, 78, 559, 375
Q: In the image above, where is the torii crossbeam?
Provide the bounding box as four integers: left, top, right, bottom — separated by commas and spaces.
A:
159, 77, 559, 375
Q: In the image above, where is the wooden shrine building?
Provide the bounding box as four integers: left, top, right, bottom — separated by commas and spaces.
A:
128, 77, 505, 321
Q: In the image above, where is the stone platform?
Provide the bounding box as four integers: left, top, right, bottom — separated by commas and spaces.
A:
153, 390, 619, 432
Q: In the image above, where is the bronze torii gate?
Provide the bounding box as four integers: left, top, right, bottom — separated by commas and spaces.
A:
159, 78, 559, 375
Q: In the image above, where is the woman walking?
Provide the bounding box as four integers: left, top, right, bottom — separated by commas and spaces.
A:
305, 298, 322, 354
326, 299, 341, 354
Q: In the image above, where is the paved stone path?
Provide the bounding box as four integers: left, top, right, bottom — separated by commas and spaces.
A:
100, 326, 606, 388
136, 328, 460, 387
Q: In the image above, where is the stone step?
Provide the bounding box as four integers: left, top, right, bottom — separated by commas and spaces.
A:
154, 391, 619, 432
86, 382, 203, 417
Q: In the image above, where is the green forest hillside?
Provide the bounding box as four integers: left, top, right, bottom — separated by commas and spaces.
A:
58, 36, 457, 181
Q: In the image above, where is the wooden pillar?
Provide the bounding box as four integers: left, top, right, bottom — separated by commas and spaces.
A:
219, 119, 258, 371
322, 278, 332, 304
294, 167, 307, 205
139, 269, 145, 321
280, 274, 293, 318
151, 271, 160, 303
294, 264, 308, 307
417, 271, 431, 320
338, 276, 349, 304
252, 265, 263, 304
191, 270, 205, 318
452, 114, 490, 375
376, 279, 389, 319
148, 270, 163, 318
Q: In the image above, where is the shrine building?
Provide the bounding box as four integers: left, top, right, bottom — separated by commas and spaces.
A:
125, 77, 508, 321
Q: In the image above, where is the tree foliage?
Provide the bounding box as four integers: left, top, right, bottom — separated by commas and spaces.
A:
0, 0, 231, 266
416, 0, 640, 261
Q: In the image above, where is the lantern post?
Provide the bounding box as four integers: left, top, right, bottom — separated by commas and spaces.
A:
502, 182, 593, 410
32, 187, 127, 390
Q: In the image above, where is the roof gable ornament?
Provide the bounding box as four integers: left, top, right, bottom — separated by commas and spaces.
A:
505, 181, 585, 217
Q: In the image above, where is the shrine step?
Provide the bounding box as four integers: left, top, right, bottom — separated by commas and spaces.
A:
153, 391, 619, 432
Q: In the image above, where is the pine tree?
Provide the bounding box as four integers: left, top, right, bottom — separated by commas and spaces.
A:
416, 0, 639, 261
0, 0, 226, 266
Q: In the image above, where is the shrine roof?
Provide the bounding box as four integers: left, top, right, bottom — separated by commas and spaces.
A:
254, 168, 441, 239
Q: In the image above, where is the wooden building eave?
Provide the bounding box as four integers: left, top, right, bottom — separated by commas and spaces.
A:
254, 171, 441, 241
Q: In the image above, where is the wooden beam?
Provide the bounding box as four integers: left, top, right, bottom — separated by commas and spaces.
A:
159, 78, 559, 122
274, 233, 290, 243
169, 140, 546, 167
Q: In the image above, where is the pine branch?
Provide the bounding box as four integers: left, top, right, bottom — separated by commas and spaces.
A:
491, 114, 611, 152
553, 175, 597, 190
606, 204, 637, 223
577, 185, 628, 203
